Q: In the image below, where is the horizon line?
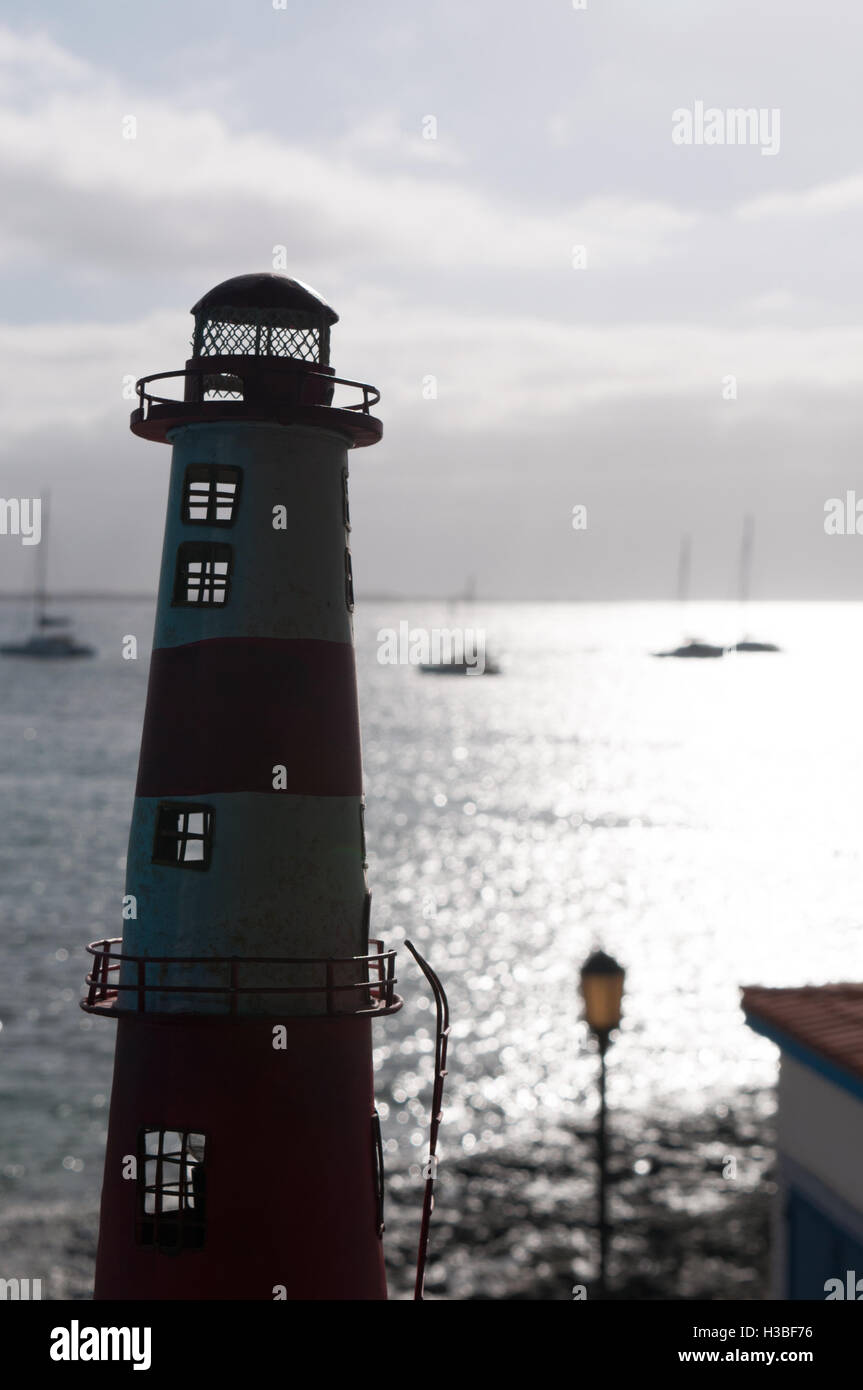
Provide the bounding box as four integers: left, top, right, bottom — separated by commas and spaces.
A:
0, 592, 860, 604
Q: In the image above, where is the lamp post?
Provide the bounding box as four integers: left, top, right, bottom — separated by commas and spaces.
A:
580, 948, 625, 1298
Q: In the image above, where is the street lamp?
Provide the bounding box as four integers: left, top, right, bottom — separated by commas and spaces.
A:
580, 948, 625, 1297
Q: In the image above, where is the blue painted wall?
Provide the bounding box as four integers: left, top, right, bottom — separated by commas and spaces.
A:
788, 1188, 863, 1299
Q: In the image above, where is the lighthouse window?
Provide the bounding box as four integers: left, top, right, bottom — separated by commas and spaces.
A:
152, 803, 214, 870
182, 465, 242, 526
199, 314, 320, 362
341, 468, 351, 531
173, 542, 232, 606
137, 1129, 207, 1252
345, 547, 355, 611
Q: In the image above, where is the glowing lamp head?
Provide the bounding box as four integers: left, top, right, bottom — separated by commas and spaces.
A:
580, 949, 625, 1038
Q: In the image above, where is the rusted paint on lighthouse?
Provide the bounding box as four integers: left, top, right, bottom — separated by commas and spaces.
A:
83, 273, 401, 1299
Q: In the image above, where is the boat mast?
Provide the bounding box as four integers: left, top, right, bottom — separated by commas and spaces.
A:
738, 513, 754, 606
34, 488, 48, 627
677, 533, 691, 607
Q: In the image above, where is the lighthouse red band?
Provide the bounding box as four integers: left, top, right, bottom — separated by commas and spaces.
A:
83, 273, 399, 1300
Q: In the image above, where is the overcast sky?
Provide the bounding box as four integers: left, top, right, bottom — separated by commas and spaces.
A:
1, 0, 863, 598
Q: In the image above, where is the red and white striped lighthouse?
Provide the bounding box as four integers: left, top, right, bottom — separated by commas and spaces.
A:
83, 273, 403, 1300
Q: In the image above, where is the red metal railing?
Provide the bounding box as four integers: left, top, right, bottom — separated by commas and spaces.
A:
404, 941, 450, 1300
134, 367, 380, 422
81, 938, 401, 1018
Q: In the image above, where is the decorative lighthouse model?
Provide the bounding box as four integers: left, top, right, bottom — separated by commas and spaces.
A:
83, 273, 404, 1300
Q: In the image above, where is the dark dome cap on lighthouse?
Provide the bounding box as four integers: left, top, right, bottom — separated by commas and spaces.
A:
191, 273, 339, 325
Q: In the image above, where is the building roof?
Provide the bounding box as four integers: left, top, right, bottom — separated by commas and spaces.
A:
742, 984, 863, 1090
191, 274, 338, 324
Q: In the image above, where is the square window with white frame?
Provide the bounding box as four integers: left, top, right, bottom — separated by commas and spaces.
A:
137, 1128, 207, 1252
173, 542, 232, 606
182, 465, 242, 526
152, 802, 214, 870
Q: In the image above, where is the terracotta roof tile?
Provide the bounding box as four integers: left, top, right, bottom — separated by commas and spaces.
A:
742, 984, 863, 1083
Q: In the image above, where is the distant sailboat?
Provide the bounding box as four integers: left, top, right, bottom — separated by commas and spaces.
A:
459, 573, 477, 607
652, 533, 724, 659
418, 657, 500, 675
729, 515, 779, 653
419, 573, 501, 675
0, 492, 95, 658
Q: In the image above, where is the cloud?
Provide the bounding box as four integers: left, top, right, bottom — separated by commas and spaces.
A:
737, 173, 863, 222
336, 289, 863, 431
1, 19, 862, 600
336, 110, 467, 167
0, 26, 93, 92
2, 291, 862, 452
0, 311, 185, 435
739, 289, 798, 314
0, 26, 695, 280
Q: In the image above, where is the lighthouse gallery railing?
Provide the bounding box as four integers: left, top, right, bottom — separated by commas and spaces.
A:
134, 367, 380, 419
82, 937, 402, 1017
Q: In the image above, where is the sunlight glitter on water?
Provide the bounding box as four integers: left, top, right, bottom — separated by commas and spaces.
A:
361, 600, 863, 1150
0, 598, 860, 1295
